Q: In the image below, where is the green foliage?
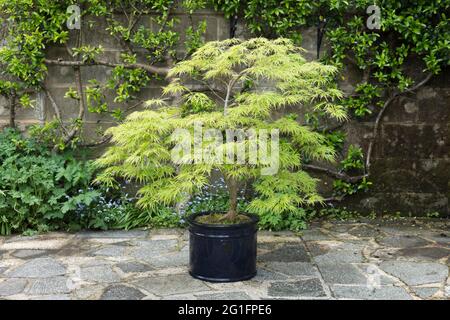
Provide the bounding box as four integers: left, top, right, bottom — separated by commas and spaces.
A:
73, 45, 104, 63
313, 207, 370, 221
96, 38, 345, 224
116, 204, 183, 230
211, 0, 450, 118
344, 83, 382, 117
0, 0, 69, 87
185, 20, 208, 55
185, 185, 312, 231
257, 207, 311, 232
341, 145, 364, 172
108, 66, 151, 103
333, 177, 372, 196
1, 0, 448, 228
332, 145, 372, 196
0, 129, 99, 235
28, 121, 69, 150
0, 0, 210, 144
324, 130, 345, 152
185, 183, 248, 214
213, 0, 315, 42
73, 188, 183, 231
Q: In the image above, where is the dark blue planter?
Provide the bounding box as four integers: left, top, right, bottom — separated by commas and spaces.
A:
187, 212, 259, 282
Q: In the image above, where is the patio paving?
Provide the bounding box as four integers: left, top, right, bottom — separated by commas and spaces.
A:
0, 218, 448, 300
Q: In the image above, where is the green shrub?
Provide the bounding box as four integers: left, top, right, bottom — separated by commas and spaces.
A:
95, 38, 345, 226
0, 129, 99, 235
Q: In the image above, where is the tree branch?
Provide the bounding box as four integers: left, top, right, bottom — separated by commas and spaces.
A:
42, 86, 67, 134
365, 72, 432, 173
303, 164, 367, 183
56, 66, 85, 151
9, 93, 16, 128
223, 72, 245, 115
44, 59, 169, 76
80, 134, 112, 148
57, 29, 86, 149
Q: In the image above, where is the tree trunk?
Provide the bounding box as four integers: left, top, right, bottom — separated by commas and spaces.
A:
225, 177, 238, 220
9, 94, 16, 129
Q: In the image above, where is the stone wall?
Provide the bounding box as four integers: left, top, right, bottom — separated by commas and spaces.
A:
0, 9, 448, 217
348, 73, 450, 217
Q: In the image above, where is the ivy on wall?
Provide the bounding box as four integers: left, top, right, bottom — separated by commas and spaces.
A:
0, 0, 449, 201
0, 0, 208, 149
212, 0, 449, 199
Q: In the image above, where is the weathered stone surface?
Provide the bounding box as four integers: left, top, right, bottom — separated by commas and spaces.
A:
100, 285, 145, 300
257, 242, 279, 252
382, 124, 448, 158
376, 235, 430, 248
131, 240, 179, 262
161, 294, 196, 300
116, 262, 153, 273
380, 261, 448, 286
395, 246, 450, 260
92, 246, 128, 257
382, 96, 418, 123
258, 243, 310, 263
29, 294, 71, 300
133, 274, 209, 296
196, 292, 252, 300
11, 249, 50, 259
0, 220, 447, 300
264, 262, 318, 277
305, 241, 330, 256
300, 229, 332, 241
425, 232, 450, 245
369, 159, 424, 193
331, 285, 412, 300
413, 287, 439, 298
354, 264, 398, 285
148, 251, 189, 268
81, 265, 121, 283
268, 279, 327, 298
313, 243, 364, 264
73, 284, 105, 300
318, 264, 367, 285
364, 193, 448, 216
6, 258, 66, 278
417, 87, 450, 122
1, 239, 68, 250
348, 225, 381, 238
77, 230, 148, 239
27, 277, 70, 295
326, 224, 355, 234
251, 268, 288, 281
0, 279, 28, 296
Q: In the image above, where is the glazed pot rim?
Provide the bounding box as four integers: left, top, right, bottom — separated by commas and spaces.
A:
186, 212, 259, 229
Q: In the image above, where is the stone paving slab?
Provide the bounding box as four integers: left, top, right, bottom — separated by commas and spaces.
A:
0, 218, 448, 300
330, 285, 413, 300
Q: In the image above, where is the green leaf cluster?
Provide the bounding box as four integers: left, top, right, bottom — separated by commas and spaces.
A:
96, 38, 346, 222
0, 128, 99, 235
